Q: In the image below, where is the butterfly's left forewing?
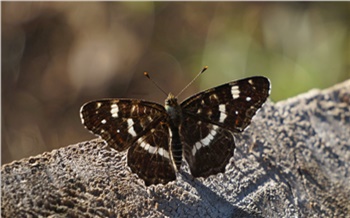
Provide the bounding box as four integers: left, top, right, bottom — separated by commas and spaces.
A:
180, 76, 270, 178
181, 76, 270, 132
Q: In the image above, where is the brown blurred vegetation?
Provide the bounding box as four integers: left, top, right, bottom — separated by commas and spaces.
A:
2, 2, 350, 164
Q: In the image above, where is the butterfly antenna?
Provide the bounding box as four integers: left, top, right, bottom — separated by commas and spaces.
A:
176, 66, 208, 98
144, 72, 168, 96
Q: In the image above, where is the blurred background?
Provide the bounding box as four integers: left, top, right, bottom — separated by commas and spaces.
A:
2, 2, 350, 164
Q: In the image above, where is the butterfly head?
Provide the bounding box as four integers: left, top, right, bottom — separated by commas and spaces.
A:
165, 93, 182, 124
165, 93, 177, 106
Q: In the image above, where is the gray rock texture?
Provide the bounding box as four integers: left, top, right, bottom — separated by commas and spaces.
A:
2, 79, 350, 217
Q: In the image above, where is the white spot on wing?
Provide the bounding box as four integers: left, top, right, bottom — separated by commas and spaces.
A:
111, 104, 119, 118
158, 148, 164, 156
158, 148, 170, 159
218, 104, 227, 122
164, 148, 171, 158
96, 102, 102, 108
144, 143, 150, 151
138, 137, 170, 159
139, 140, 144, 148
192, 125, 219, 156
231, 86, 240, 99
148, 145, 157, 154
201, 132, 214, 145
210, 94, 218, 100
80, 115, 84, 124
246, 97, 251, 101
169, 128, 173, 137
101, 119, 106, 124
127, 118, 137, 137
192, 147, 197, 156
248, 79, 254, 85
131, 105, 136, 113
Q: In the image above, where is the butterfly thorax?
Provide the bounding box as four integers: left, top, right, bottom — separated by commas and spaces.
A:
164, 93, 182, 126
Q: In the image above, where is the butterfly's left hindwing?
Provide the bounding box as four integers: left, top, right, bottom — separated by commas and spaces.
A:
180, 120, 235, 178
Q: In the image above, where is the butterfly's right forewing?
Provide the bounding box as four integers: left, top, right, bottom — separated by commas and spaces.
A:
80, 99, 166, 151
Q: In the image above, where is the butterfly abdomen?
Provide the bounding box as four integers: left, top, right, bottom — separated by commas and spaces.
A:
169, 125, 183, 171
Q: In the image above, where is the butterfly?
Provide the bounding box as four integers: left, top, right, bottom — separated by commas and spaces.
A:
80, 67, 270, 186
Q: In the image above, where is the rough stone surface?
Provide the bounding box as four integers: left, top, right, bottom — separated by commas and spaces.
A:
2, 80, 350, 218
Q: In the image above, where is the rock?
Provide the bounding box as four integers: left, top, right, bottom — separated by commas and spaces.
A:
2, 80, 350, 217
